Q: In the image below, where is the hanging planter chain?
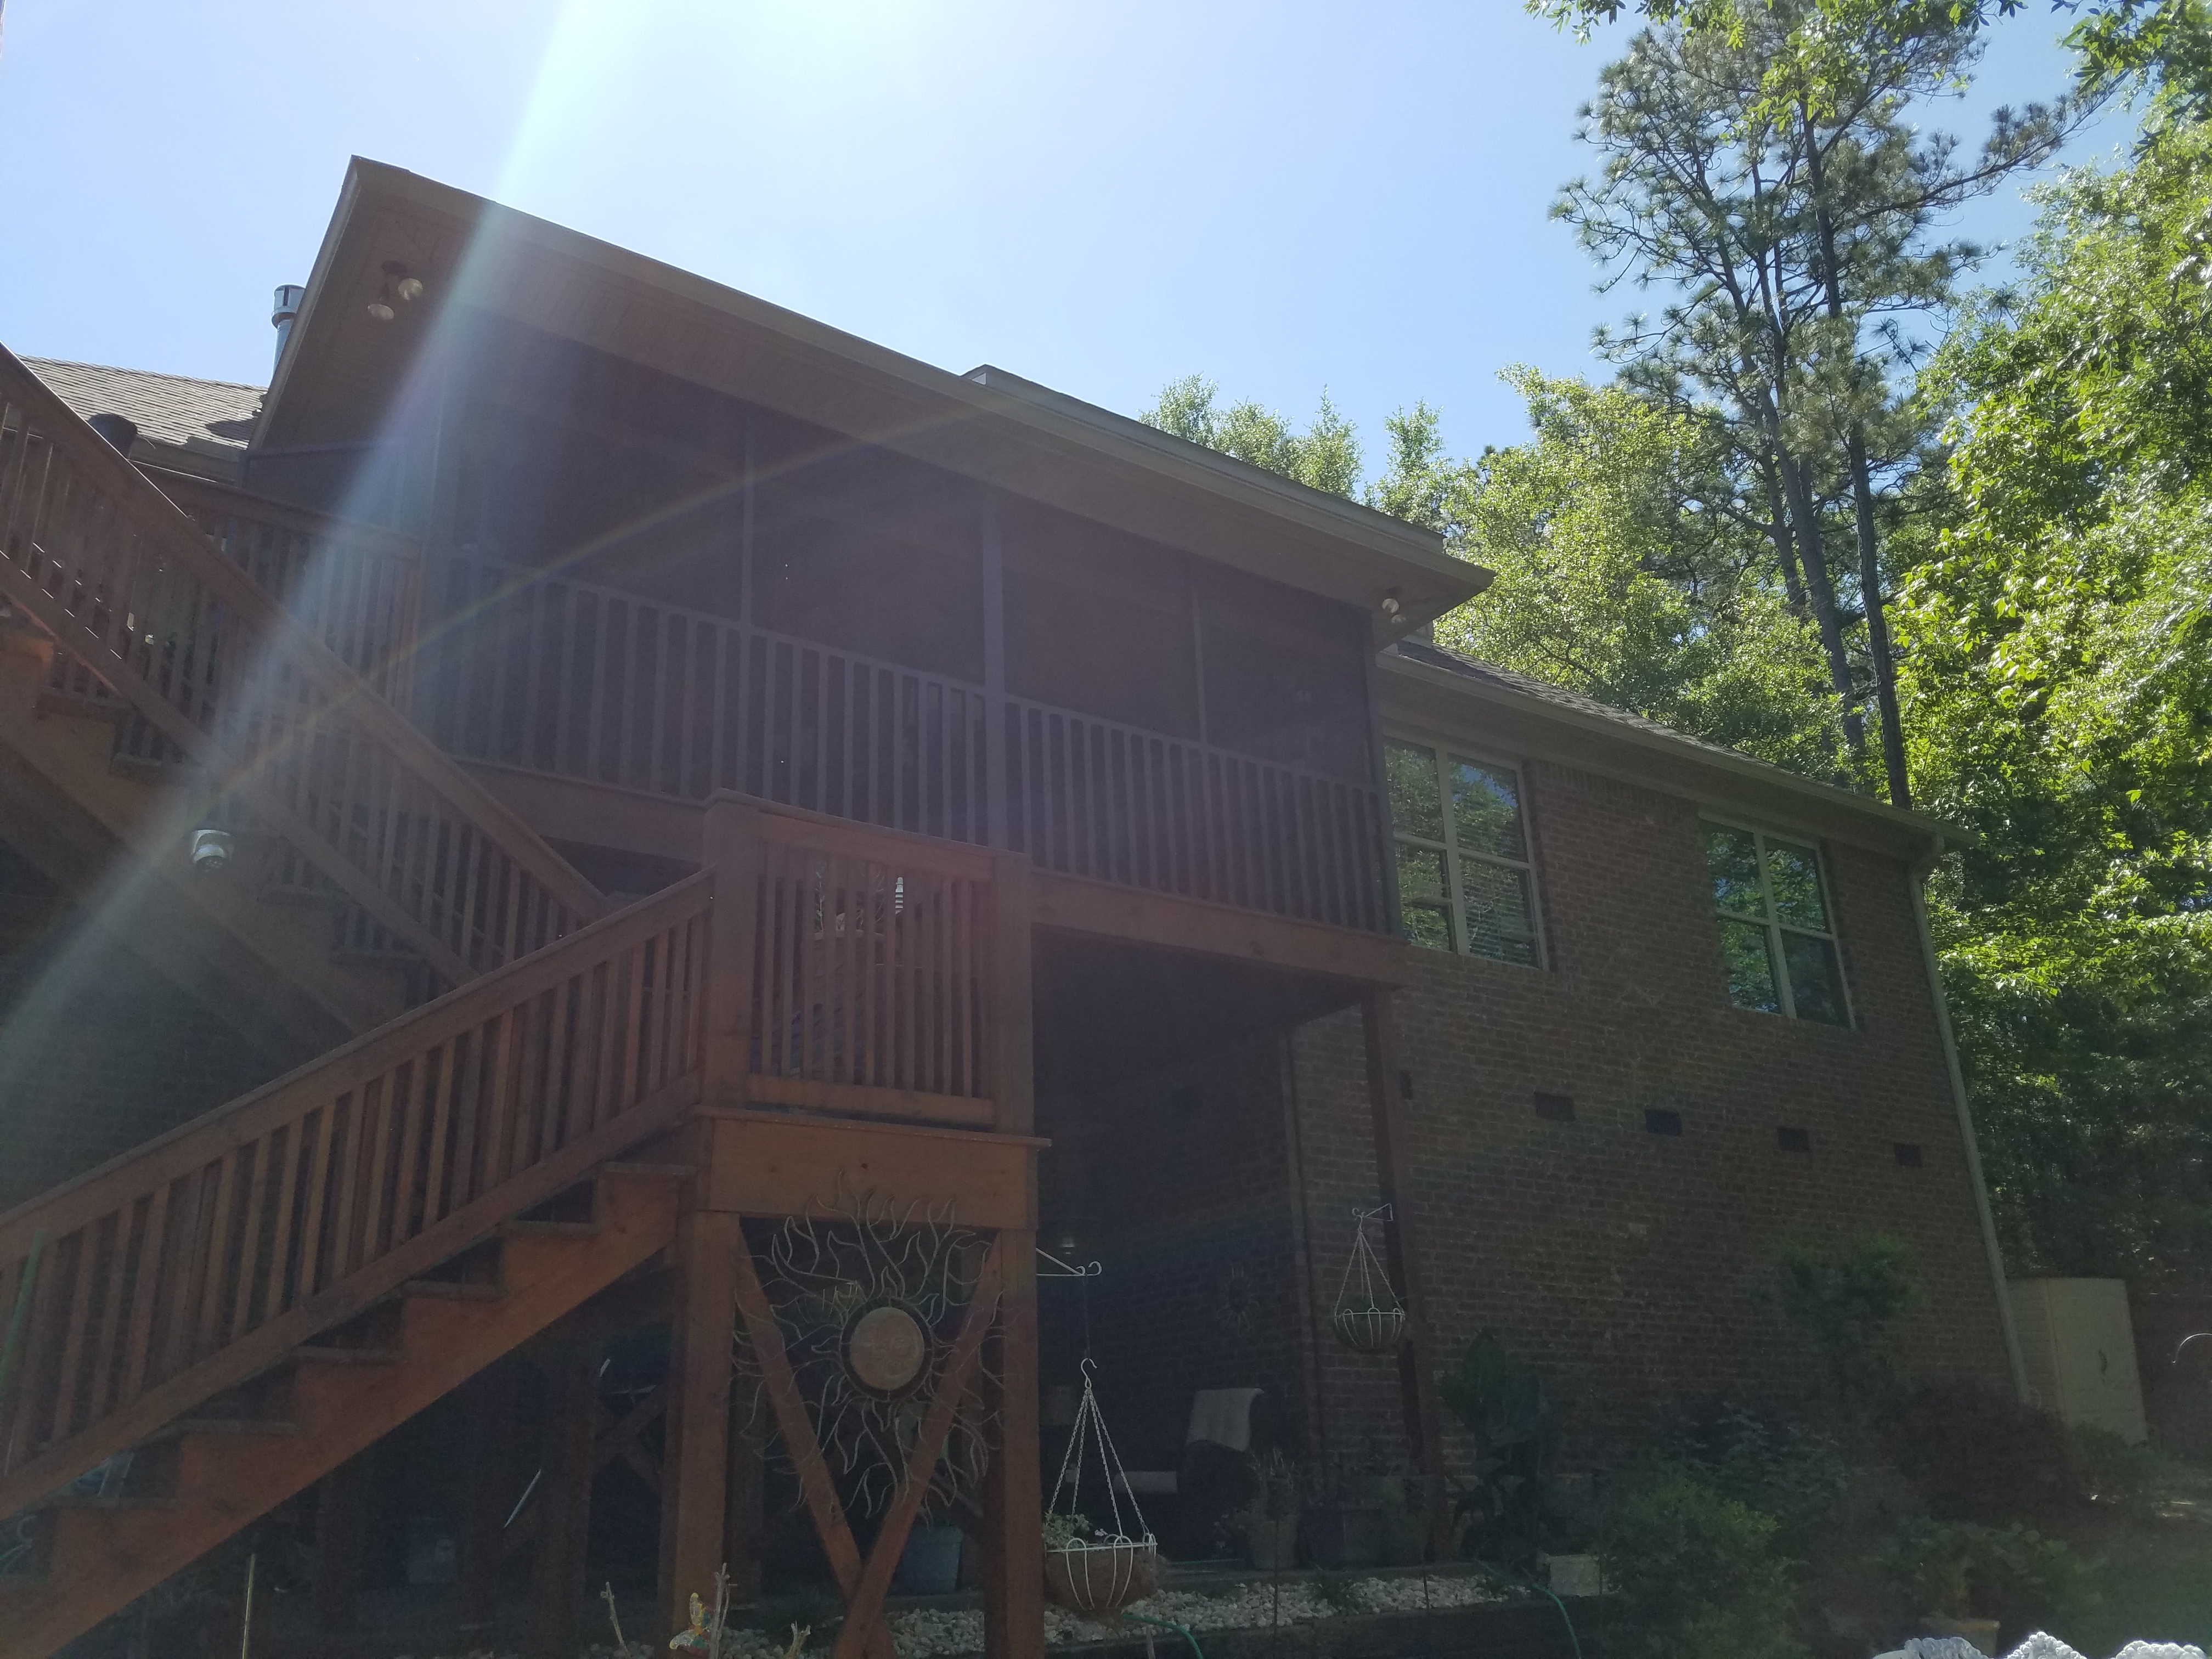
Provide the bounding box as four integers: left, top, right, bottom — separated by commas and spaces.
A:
1043, 1359, 1160, 1616
1331, 1203, 1408, 1355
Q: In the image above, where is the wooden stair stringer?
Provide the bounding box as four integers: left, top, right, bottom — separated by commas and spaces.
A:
0, 1169, 681, 1659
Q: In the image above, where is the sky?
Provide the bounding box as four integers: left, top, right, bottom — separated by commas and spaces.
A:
0, 1, 2135, 471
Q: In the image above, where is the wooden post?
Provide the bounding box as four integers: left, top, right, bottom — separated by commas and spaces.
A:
526, 1344, 601, 1659
981, 1220, 1043, 1659
989, 853, 1033, 1136
454, 1363, 517, 1636
726, 1374, 765, 1604
658, 1205, 741, 1641
703, 796, 765, 1110
1360, 986, 1451, 1559
310, 1449, 371, 1633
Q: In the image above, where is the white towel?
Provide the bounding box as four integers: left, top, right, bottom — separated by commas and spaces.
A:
1184, 1387, 1262, 1451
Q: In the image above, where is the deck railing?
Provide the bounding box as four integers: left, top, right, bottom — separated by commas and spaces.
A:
420, 556, 1390, 934
0, 872, 709, 1521
0, 348, 607, 985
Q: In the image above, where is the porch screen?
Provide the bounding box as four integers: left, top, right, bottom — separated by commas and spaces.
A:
1384, 740, 1542, 966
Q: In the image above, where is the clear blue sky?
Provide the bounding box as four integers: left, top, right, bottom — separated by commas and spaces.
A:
0, 1, 2130, 470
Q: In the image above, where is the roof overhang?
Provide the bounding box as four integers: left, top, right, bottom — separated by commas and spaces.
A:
259, 159, 1487, 635
1378, 648, 1967, 862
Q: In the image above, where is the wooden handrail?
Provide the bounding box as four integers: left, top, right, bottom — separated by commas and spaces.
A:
0, 872, 710, 1519
0, 346, 606, 983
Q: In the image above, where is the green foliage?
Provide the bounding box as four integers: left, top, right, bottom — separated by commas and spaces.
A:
1769, 1233, 1921, 1415
1678, 1401, 1852, 1553
1441, 370, 1847, 774
1874, 1515, 2098, 1623
1142, 375, 1362, 497
1884, 1382, 2080, 1521
1439, 1330, 1562, 1570
1596, 1463, 1809, 1659
1900, 117, 2212, 1289
1042, 1510, 1097, 1549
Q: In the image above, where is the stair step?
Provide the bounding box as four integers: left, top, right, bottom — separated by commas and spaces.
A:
601, 1161, 695, 1181
292, 1345, 404, 1365
331, 947, 422, 969
38, 1493, 178, 1512
35, 690, 125, 725
399, 1279, 503, 1301
500, 1218, 600, 1239
257, 882, 339, 910
166, 1417, 301, 1438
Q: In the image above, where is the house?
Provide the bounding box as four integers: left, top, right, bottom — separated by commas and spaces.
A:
0, 159, 2018, 1657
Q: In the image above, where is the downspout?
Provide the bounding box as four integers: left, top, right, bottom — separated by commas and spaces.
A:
1909, 835, 2030, 1404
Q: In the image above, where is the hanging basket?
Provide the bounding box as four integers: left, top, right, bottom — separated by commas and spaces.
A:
1044, 1538, 1162, 1616
1331, 1204, 1407, 1355
1045, 1360, 1159, 1616
1331, 1301, 1407, 1354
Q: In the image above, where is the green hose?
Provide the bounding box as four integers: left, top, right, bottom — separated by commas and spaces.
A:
1469, 1560, 1583, 1659
1120, 1610, 1204, 1659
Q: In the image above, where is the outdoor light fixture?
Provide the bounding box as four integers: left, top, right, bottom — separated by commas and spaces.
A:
190, 828, 234, 875
1380, 589, 1406, 626
366, 260, 424, 323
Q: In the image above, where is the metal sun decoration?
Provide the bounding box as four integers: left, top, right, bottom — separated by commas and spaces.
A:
732, 1177, 997, 1520
1043, 1359, 1161, 1617
1331, 1204, 1408, 1354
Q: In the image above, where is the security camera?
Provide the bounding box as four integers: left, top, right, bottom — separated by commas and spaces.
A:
190, 829, 234, 874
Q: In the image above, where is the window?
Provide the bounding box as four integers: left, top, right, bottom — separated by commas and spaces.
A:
1702, 823, 1848, 1025
1386, 740, 1541, 966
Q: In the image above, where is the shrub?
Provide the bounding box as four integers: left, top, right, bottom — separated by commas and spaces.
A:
1441, 1331, 1562, 1570
1678, 1400, 1852, 1554
1770, 1234, 1921, 1421
1874, 1516, 2098, 1626
1597, 1462, 1808, 1659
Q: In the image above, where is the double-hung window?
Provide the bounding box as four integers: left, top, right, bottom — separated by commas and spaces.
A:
1702, 823, 1848, 1025
1385, 740, 1542, 966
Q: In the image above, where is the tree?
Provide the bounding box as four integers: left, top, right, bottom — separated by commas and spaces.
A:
1898, 118, 2212, 1285
1142, 376, 1363, 496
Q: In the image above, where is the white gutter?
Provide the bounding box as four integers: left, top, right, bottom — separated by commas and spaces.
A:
1910, 837, 2031, 1403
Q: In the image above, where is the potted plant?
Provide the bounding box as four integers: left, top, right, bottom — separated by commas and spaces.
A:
1303, 1454, 1384, 1571
1876, 1517, 2089, 1654
1244, 1451, 1301, 1571
1042, 1510, 1159, 1616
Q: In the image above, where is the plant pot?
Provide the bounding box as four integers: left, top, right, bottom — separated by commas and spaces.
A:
1044, 1539, 1160, 1616
1543, 1553, 1604, 1598
1331, 1304, 1406, 1353
1377, 1504, 1427, 1566
1245, 1511, 1301, 1571
893, 1524, 964, 1596
1304, 1505, 1383, 1570
1922, 1615, 2002, 1650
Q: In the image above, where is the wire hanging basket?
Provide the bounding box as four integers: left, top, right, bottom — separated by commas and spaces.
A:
1042, 1360, 1161, 1616
1331, 1203, 1407, 1354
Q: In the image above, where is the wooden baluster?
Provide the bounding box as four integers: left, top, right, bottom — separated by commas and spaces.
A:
190, 1148, 246, 1361
46, 1224, 101, 1443
117, 1182, 171, 1405
253, 1118, 309, 1331
293, 1103, 345, 1307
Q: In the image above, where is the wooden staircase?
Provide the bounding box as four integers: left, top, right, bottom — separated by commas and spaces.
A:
0, 870, 710, 1655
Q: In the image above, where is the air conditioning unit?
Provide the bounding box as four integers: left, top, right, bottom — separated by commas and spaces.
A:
2006, 1277, 2147, 1443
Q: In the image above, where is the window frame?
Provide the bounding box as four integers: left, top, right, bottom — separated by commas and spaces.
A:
1385, 735, 1547, 969
1701, 817, 1853, 1027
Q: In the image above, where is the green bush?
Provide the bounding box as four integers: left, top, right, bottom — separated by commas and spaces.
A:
1441, 1330, 1562, 1570
1874, 1516, 2098, 1626
1679, 1400, 1852, 1555
1770, 1234, 1921, 1422
1597, 1462, 1808, 1659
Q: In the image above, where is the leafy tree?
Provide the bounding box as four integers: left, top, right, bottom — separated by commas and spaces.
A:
1898, 118, 2212, 1286
1142, 375, 1363, 496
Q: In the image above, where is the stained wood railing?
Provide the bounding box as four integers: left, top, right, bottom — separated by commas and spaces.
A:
1001, 696, 1389, 933
0, 872, 709, 1520
738, 810, 1002, 1128
0, 348, 607, 985
419, 557, 1391, 935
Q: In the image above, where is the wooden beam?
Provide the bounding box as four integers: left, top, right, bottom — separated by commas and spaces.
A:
455, 1364, 518, 1634
981, 1230, 1044, 1659
657, 1207, 740, 1643
989, 854, 1034, 1137
726, 1376, 765, 1604
1030, 870, 1412, 984
1361, 988, 1450, 1559
701, 797, 763, 1110
526, 1342, 602, 1659
701, 1112, 1042, 1231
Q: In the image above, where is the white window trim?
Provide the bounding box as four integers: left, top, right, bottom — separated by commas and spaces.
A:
1703, 817, 1853, 1026
1387, 737, 1546, 968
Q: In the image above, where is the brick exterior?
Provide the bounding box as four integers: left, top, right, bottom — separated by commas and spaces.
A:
1288, 756, 2015, 1469
1041, 755, 2015, 1488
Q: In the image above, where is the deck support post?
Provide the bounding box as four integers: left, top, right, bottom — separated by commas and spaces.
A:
454, 1363, 517, 1635
981, 1228, 1044, 1659
526, 1342, 602, 1659
1361, 985, 1452, 1559
658, 1204, 742, 1641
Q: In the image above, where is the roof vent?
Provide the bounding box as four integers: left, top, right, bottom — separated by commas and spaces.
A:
272, 284, 306, 371
86, 414, 138, 454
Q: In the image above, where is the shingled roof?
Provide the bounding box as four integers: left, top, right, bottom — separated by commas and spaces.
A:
25, 360, 262, 481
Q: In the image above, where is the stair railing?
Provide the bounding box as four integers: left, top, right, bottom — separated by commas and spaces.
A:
0, 346, 607, 984
0, 870, 710, 1522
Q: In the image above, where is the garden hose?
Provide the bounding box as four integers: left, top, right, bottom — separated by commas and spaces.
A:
1120, 1611, 1204, 1659
1470, 1560, 1582, 1659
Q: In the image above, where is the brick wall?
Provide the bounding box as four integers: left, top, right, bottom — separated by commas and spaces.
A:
0, 846, 277, 1207
1287, 756, 2015, 1469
